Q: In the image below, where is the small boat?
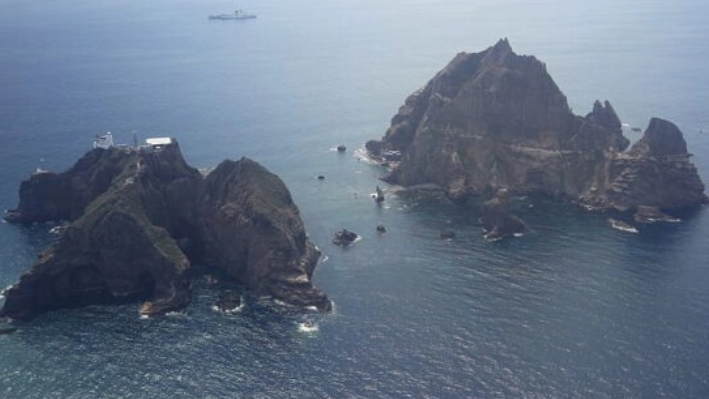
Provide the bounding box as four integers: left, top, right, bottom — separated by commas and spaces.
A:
208, 10, 257, 20
609, 218, 638, 234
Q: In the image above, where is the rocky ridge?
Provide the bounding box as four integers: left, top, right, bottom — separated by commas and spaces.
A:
1, 141, 330, 320
367, 39, 707, 214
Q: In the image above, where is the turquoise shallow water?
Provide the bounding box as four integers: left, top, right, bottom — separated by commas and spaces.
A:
1, 0, 709, 397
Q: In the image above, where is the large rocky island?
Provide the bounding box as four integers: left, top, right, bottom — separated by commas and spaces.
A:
367, 39, 707, 229
1, 140, 330, 320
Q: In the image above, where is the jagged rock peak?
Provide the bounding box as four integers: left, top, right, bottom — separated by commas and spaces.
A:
587, 100, 622, 132
629, 117, 688, 157
495, 37, 512, 51
485, 38, 513, 59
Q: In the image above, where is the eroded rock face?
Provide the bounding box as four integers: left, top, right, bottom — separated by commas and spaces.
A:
367, 39, 707, 212
1, 142, 330, 320
579, 118, 707, 211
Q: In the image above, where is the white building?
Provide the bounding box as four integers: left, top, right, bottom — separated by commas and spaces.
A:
93, 132, 114, 149
145, 137, 173, 150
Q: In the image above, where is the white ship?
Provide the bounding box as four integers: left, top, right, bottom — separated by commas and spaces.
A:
208, 10, 256, 20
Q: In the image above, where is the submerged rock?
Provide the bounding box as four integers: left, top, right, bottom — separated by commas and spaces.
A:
440, 230, 456, 240
214, 290, 242, 312
609, 218, 639, 234
633, 206, 680, 224
0, 326, 17, 335
332, 229, 358, 246
1, 141, 330, 321
366, 39, 706, 216
480, 189, 526, 241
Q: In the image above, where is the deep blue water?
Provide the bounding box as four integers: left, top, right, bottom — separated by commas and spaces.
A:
1, 0, 709, 397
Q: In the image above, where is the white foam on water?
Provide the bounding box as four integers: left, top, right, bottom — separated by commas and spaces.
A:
353, 148, 382, 165
139, 314, 150, 320
298, 322, 319, 333
212, 303, 244, 314
484, 235, 504, 243
227, 303, 245, 314
609, 219, 639, 234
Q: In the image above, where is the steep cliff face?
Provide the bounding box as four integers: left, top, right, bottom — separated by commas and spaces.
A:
367, 39, 706, 210
197, 158, 330, 311
3, 149, 139, 223
1, 142, 329, 320
579, 118, 707, 211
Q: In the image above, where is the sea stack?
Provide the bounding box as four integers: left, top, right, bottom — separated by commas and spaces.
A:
366, 39, 707, 213
1, 140, 331, 321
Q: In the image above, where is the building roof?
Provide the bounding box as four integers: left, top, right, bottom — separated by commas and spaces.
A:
145, 137, 173, 146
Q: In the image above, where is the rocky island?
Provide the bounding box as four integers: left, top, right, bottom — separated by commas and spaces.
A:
1, 140, 330, 320
367, 39, 707, 235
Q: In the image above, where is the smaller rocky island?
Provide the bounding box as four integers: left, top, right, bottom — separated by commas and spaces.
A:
332, 229, 359, 247
367, 39, 707, 236
1, 139, 331, 321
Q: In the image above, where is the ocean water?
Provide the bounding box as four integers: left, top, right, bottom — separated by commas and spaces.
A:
1, 0, 709, 397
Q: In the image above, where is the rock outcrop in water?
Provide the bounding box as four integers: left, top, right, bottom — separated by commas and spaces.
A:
1, 141, 330, 320
480, 189, 525, 241
366, 39, 707, 214
332, 229, 358, 246
633, 206, 680, 224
